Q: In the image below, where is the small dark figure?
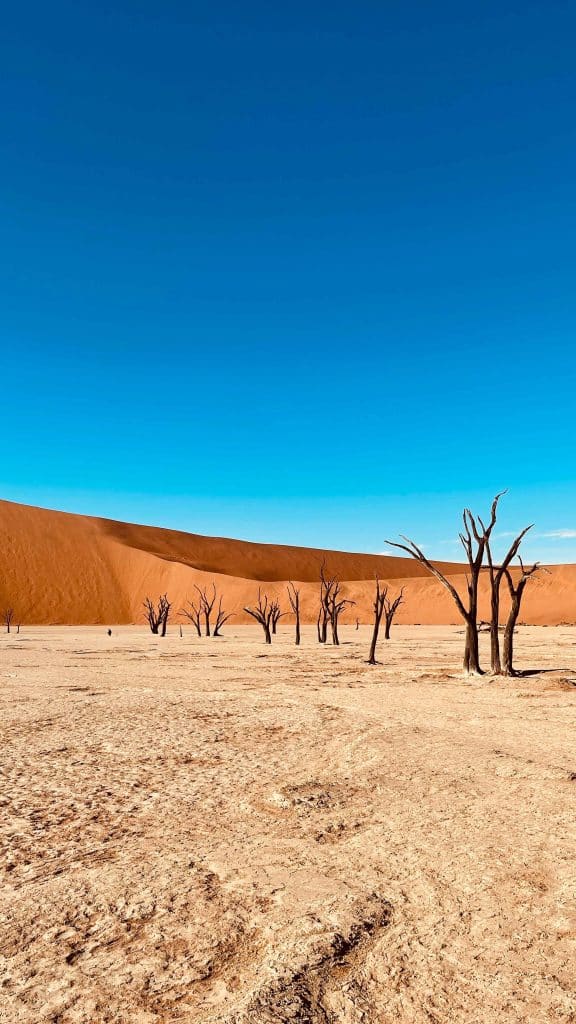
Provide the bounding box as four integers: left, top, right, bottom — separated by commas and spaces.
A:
179, 624, 183, 638
356, 618, 359, 630
107, 628, 112, 636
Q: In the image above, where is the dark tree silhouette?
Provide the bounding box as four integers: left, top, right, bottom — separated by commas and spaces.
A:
502, 560, 543, 675
144, 595, 171, 636
328, 579, 354, 645
213, 596, 234, 637
270, 598, 283, 635
195, 583, 217, 637
484, 522, 533, 674
3, 607, 14, 634
317, 565, 353, 645
317, 565, 330, 643
384, 588, 404, 639
386, 495, 503, 674
368, 579, 387, 664
287, 582, 301, 645
244, 589, 275, 644
180, 598, 202, 636
159, 594, 171, 636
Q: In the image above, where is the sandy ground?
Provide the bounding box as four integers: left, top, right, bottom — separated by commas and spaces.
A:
0, 625, 575, 1024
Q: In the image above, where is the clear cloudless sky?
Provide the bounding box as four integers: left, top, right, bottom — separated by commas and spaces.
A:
2, 1, 576, 561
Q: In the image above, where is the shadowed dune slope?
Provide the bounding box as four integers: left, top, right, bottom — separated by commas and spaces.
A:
1, 498, 576, 625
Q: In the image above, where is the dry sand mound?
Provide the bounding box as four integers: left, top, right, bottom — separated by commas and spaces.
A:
1, 498, 576, 625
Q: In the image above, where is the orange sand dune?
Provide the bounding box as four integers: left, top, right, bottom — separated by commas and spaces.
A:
1, 498, 575, 625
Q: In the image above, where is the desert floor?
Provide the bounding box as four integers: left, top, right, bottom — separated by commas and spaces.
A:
1, 625, 575, 1024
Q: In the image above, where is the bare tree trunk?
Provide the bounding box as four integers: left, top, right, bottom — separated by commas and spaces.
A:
195, 584, 217, 637
485, 523, 532, 674
368, 621, 380, 664
502, 596, 520, 675
287, 583, 301, 645
244, 590, 275, 644
213, 597, 234, 637
501, 561, 542, 676
490, 587, 501, 675
144, 596, 170, 635
368, 580, 386, 664
463, 616, 481, 674
383, 589, 403, 640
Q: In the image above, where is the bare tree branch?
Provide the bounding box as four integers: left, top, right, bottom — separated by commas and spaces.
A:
244, 589, 274, 644
367, 579, 387, 664
287, 582, 301, 646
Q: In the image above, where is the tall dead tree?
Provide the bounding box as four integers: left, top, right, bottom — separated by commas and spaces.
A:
180, 598, 203, 637
328, 579, 354, 645
3, 607, 14, 634
270, 599, 283, 635
144, 595, 171, 636
244, 589, 274, 644
317, 564, 330, 643
502, 560, 542, 676
287, 582, 301, 645
386, 495, 502, 674
213, 597, 234, 637
195, 583, 217, 637
159, 594, 171, 636
484, 523, 533, 674
318, 564, 353, 645
384, 588, 404, 639
368, 579, 387, 665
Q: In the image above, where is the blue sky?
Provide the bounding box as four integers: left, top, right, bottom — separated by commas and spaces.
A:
2, 1, 576, 562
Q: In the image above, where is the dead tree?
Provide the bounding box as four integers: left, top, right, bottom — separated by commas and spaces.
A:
180, 598, 203, 636
368, 579, 387, 664
317, 564, 330, 643
318, 564, 352, 645
244, 589, 274, 644
213, 597, 234, 637
270, 599, 284, 635
386, 495, 503, 674
3, 607, 14, 634
317, 601, 328, 643
195, 583, 217, 637
287, 582, 301, 645
384, 588, 404, 639
484, 523, 533, 674
143, 595, 170, 635
159, 594, 171, 636
329, 580, 354, 645
502, 560, 542, 675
